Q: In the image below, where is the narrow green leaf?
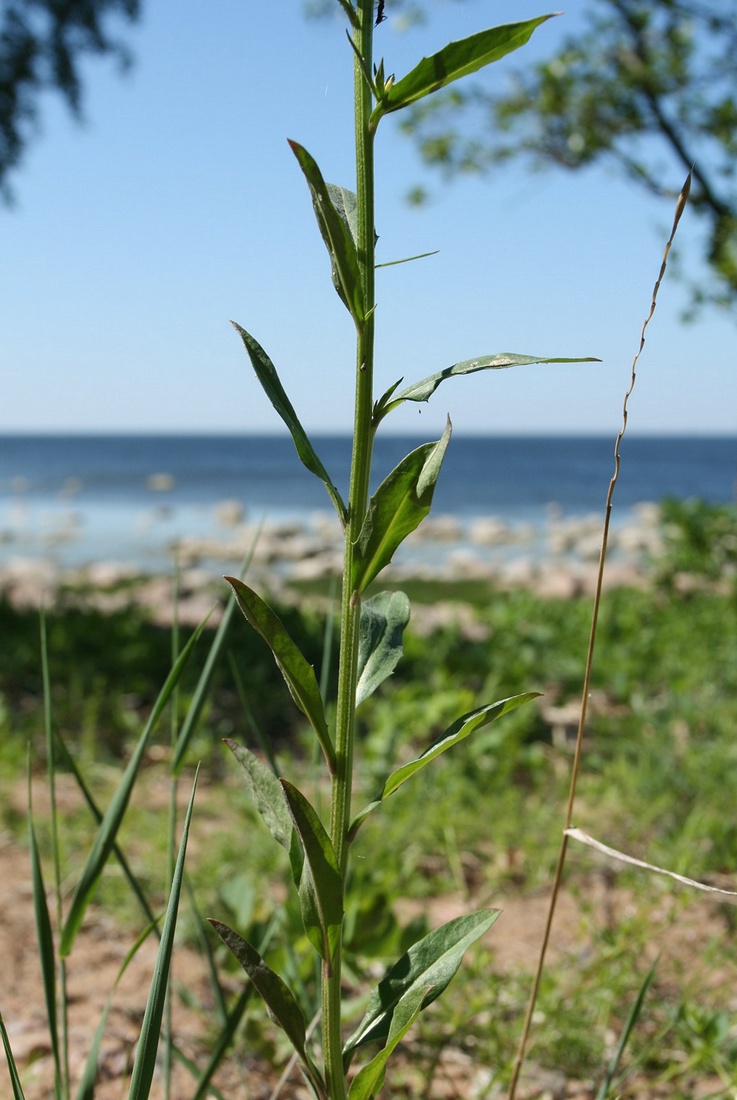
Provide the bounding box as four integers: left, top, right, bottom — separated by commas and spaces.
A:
127, 769, 199, 1100
76, 919, 160, 1100
343, 909, 500, 1058
595, 955, 659, 1100
374, 352, 600, 424
374, 17, 555, 118
352, 420, 451, 595
27, 807, 60, 1085
173, 542, 258, 775
54, 731, 157, 932
207, 921, 311, 1068
0, 1010, 27, 1100
374, 249, 438, 269
351, 693, 538, 835
224, 739, 304, 882
347, 985, 428, 1100
225, 578, 336, 773
281, 780, 343, 965
188, 913, 281, 1100
60, 616, 207, 957
356, 591, 411, 706
289, 140, 365, 323
231, 323, 346, 523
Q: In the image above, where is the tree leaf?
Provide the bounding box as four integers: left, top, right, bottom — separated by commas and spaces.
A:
127, 769, 199, 1100
289, 140, 365, 323
231, 322, 346, 523
224, 739, 303, 881
356, 591, 411, 706
343, 909, 500, 1058
226, 578, 336, 774
207, 921, 311, 1068
352, 420, 451, 595
374, 352, 600, 424
374, 17, 555, 118
350, 693, 538, 836
281, 780, 343, 966
347, 984, 427, 1100
60, 616, 207, 957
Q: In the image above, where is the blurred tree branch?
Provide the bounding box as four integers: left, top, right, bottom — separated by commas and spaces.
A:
0, 0, 140, 200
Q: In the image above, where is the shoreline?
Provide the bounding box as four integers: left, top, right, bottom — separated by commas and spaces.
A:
0, 504, 669, 623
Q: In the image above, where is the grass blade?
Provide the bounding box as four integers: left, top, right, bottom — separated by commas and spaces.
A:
27, 788, 61, 1091
127, 768, 199, 1100
75, 919, 160, 1100
61, 616, 208, 957
172, 541, 257, 774
595, 957, 659, 1100
0, 1009, 27, 1099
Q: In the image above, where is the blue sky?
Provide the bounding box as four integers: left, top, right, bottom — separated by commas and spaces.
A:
2, 0, 735, 436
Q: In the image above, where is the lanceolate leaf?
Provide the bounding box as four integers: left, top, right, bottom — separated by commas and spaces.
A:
226, 578, 336, 774
347, 984, 427, 1100
231, 322, 346, 523
373, 17, 555, 119
343, 910, 500, 1058
352, 420, 451, 595
224, 739, 304, 880
128, 770, 199, 1100
281, 780, 343, 966
350, 693, 538, 835
374, 352, 600, 424
356, 591, 411, 706
207, 921, 311, 1070
289, 140, 365, 324
60, 617, 207, 958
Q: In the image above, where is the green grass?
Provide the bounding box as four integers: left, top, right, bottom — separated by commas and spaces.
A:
2, 569, 736, 1096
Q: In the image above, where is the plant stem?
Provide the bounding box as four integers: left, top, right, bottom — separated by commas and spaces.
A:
323, 3, 376, 1096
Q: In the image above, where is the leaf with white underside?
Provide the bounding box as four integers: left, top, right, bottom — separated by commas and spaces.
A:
356, 591, 411, 707
374, 352, 599, 425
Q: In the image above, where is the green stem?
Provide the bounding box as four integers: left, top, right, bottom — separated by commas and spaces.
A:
323, 3, 376, 1097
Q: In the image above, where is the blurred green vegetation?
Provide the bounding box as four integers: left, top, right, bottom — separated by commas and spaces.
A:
2, 500, 737, 1094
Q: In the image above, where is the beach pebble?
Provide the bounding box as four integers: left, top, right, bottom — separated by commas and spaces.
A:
146, 473, 175, 492
215, 500, 245, 527
469, 517, 513, 546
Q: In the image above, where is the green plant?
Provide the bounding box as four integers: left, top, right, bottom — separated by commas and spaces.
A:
208, 6, 593, 1099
